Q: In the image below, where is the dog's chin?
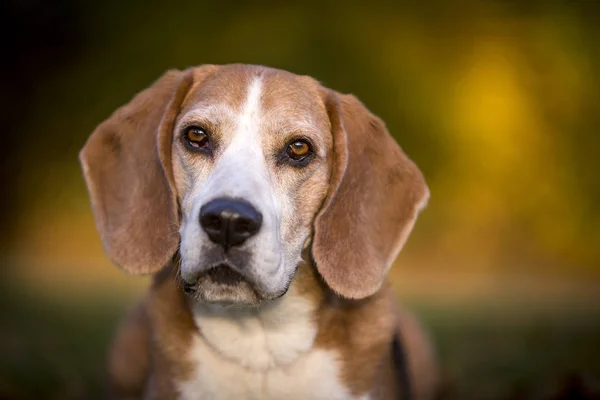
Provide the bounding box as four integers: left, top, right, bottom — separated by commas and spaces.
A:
186, 264, 288, 307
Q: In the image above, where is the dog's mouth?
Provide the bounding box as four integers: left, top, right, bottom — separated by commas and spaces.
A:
204, 263, 245, 286
182, 263, 250, 295
182, 262, 266, 305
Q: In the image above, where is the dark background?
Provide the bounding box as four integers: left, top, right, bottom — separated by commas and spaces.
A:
1, 1, 599, 399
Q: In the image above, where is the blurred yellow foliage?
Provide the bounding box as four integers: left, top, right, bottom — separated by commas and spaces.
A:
4, 1, 599, 290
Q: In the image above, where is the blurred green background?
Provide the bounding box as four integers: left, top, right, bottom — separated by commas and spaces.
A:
1, 0, 599, 399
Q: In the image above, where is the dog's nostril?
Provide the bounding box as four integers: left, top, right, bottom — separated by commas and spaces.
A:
199, 198, 262, 250
202, 215, 222, 231
234, 218, 258, 235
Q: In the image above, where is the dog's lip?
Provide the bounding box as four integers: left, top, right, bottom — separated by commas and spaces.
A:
183, 262, 248, 294
202, 263, 246, 285
181, 261, 290, 305
187, 261, 256, 287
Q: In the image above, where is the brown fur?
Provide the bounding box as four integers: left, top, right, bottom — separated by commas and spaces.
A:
108, 261, 438, 399
79, 66, 218, 274
312, 91, 429, 299
81, 64, 437, 399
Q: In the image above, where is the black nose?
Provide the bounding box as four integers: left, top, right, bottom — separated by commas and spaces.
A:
199, 198, 262, 251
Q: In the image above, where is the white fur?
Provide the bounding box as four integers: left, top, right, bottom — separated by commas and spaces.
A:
178, 76, 291, 295
190, 286, 317, 370
177, 285, 369, 400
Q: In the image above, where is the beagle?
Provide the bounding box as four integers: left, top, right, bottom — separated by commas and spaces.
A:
80, 64, 438, 400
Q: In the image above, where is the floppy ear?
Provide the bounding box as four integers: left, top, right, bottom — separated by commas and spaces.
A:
79, 66, 215, 274
312, 91, 430, 299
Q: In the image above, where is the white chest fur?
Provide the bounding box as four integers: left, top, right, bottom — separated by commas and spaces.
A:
177, 288, 369, 400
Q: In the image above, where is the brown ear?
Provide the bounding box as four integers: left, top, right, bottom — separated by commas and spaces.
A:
312, 91, 430, 299
79, 67, 214, 274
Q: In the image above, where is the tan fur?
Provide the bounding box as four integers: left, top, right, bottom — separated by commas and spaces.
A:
108, 262, 438, 399
280, 260, 440, 399
79, 66, 218, 274
107, 301, 151, 398
81, 64, 437, 399
394, 305, 440, 400
292, 261, 399, 396
312, 91, 429, 299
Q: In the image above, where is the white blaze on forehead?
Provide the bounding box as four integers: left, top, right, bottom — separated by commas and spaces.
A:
238, 77, 263, 137
209, 75, 268, 196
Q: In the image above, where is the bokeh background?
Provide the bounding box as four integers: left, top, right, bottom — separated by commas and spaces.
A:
2, 1, 599, 399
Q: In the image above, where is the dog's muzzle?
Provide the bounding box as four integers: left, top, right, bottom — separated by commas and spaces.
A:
182, 197, 263, 295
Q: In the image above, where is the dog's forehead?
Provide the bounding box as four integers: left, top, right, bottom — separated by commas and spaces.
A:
180, 65, 330, 134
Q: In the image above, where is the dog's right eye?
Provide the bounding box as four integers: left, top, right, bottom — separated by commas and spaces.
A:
183, 127, 210, 151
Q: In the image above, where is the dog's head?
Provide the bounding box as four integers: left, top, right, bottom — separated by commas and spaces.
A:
80, 64, 428, 305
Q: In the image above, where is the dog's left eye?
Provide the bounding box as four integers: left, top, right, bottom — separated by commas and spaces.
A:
183, 127, 210, 151
286, 139, 312, 160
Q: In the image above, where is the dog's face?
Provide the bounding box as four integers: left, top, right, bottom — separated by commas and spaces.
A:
80, 64, 429, 304
173, 69, 332, 304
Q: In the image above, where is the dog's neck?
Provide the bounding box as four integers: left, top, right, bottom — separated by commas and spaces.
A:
187, 262, 325, 371
189, 290, 316, 371
149, 261, 397, 399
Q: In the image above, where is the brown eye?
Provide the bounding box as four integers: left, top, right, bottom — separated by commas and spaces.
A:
286, 140, 311, 160
184, 127, 209, 149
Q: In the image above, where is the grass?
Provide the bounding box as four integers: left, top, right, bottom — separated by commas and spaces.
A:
1, 269, 599, 399
412, 301, 600, 399
0, 281, 125, 400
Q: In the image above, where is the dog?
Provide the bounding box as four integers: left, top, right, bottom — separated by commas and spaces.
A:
80, 64, 438, 400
